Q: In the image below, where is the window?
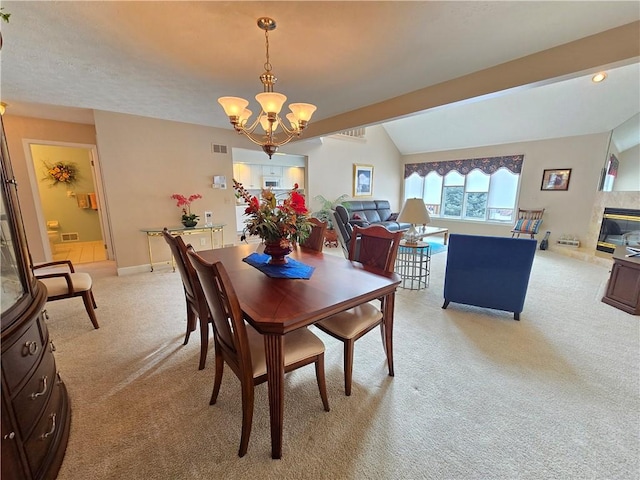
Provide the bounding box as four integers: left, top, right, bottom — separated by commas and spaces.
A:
403, 155, 523, 223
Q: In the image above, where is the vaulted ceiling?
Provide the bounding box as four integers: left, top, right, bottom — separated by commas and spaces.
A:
1, 1, 638, 154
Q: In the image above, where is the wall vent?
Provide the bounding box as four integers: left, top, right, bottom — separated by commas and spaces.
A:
211, 144, 228, 154
60, 233, 79, 242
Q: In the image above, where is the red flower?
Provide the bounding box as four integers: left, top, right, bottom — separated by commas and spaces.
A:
245, 196, 260, 214
289, 191, 308, 215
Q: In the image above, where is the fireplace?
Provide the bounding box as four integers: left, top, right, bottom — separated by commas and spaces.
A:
597, 208, 640, 254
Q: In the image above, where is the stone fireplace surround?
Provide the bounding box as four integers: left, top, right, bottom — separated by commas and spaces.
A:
551, 191, 640, 267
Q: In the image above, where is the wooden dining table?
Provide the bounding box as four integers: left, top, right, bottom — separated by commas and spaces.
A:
197, 243, 401, 459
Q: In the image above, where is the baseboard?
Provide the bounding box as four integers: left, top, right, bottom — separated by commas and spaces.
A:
117, 262, 172, 276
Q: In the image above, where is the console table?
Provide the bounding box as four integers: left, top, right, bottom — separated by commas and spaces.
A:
396, 240, 431, 290
141, 225, 225, 272
601, 246, 640, 315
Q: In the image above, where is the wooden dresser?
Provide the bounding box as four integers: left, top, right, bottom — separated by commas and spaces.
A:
601, 246, 640, 315
1, 117, 70, 479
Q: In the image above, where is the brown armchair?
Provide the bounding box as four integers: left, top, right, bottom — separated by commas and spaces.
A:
32, 260, 99, 329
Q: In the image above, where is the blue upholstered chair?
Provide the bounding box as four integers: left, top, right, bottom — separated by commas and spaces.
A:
442, 234, 537, 320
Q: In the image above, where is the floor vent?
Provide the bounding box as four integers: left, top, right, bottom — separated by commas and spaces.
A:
60, 233, 79, 242
211, 144, 228, 154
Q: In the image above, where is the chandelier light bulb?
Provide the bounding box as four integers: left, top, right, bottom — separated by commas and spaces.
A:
259, 115, 272, 133
255, 92, 287, 115
239, 109, 253, 127
285, 113, 298, 131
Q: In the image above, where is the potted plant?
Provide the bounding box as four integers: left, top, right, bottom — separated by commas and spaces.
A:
313, 194, 350, 247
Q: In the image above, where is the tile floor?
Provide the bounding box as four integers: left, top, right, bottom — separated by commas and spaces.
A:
52, 241, 108, 264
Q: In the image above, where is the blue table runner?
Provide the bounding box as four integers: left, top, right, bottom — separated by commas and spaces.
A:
243, 252, 315, 279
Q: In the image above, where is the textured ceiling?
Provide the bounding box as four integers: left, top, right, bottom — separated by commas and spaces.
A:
1, 1, 639, 154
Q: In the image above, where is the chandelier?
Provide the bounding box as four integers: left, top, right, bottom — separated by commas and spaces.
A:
218, 17, 317, 158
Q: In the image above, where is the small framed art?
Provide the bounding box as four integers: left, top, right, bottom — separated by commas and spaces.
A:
353, 164, 374, 197
541, 168, 571, 191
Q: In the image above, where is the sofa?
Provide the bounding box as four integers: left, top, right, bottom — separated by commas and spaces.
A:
442, 234, 537, 320
347, 200, 410, 232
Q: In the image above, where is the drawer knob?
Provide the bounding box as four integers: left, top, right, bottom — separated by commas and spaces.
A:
3, 432, 15, 440
41, 413, 56, 440
30, 376, 48, 400
23, 341, 38, 356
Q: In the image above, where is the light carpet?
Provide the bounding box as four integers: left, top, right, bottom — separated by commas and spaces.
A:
43, 248, 639, 479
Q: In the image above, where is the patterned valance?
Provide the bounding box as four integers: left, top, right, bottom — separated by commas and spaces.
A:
404, 155, 524, 179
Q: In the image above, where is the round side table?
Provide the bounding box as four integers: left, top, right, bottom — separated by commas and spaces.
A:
396, 240, 431, 290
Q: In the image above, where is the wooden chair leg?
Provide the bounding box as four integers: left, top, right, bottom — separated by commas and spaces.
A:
315, 354, 330, 412
198, 316, 209, 370
81, 291, 99, 329
184, 307, 196, 345
90, 290, 97, 308
343, 340, 355, 396
210, 346, 224, 405
238, 380, 254, 457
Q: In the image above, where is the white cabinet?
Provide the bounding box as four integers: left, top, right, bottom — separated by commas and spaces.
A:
262, 165, 283, 177
233, 163, 252, 187
235, 206, 247, 233
283, 167, 305, 189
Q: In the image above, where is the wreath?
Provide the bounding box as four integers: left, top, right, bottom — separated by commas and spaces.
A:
43, 161, 78, 185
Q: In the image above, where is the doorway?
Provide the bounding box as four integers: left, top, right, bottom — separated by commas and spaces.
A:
26, 141, 113, 264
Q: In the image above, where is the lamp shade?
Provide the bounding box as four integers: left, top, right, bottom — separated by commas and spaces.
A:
218, 97, 249, 117
289, 103, 317, 123
255, 92, 287, 115
398, 198, 431, 225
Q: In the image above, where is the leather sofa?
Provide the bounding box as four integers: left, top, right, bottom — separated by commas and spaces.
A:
442, 234, 537, 320
347, 200, 410, 232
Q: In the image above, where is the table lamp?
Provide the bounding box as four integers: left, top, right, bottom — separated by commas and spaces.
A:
397, 198, 431, 245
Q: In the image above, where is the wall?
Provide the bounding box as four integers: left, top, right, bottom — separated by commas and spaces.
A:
3, 116, 97, 262
285, 125, 403, 214
31, 145, 102, 243
401, 133, 610, 246
92, 112, 402, 273
616, 143, 640, 191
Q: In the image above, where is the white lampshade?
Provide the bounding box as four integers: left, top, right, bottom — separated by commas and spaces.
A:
289, 103, 317, 123
259, 115, 272, 133
238, 108, 252, 126
398, 198, 431, 225
285, 113, 299, 131
218, 97, 249, 117
255, 92, 287, 114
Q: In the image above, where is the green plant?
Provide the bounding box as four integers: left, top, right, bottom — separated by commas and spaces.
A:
312, 194, 350, 229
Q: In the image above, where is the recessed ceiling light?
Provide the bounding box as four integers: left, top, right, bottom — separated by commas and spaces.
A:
592, 72, 607, 83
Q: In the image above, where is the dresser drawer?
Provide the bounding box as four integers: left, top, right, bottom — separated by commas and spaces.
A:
2, 319, 46, 393
23, 380, 64, 477
13, 350, 56, 439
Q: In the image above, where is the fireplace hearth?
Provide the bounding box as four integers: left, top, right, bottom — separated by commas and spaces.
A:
597, 208, 640, 254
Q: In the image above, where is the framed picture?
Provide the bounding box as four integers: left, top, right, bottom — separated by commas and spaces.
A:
353, 164, 374, 197
541, 168, 571, 191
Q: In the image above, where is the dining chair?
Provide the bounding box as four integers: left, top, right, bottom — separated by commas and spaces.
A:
32, 260, 99, 329
186, 247, 330, 457
300, 217, 327, 252
511, 208, 545, 239
162, 228, 211, 370
315, 224, 403, 396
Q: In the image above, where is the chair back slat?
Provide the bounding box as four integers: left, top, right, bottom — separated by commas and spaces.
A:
187, 248, 249, 367
162, 229, 198, 301
348, 224, 403, 274
300, 218, 327, 252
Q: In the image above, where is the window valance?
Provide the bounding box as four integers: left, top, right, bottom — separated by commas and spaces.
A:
404, 155, 524, 179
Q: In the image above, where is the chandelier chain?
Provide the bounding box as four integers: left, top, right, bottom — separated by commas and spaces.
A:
264, 28, 272, 73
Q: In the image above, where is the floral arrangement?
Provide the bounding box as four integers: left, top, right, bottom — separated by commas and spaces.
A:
44, 161, 78, 185
233, 179, 311, 245
171, 193, 202, 226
